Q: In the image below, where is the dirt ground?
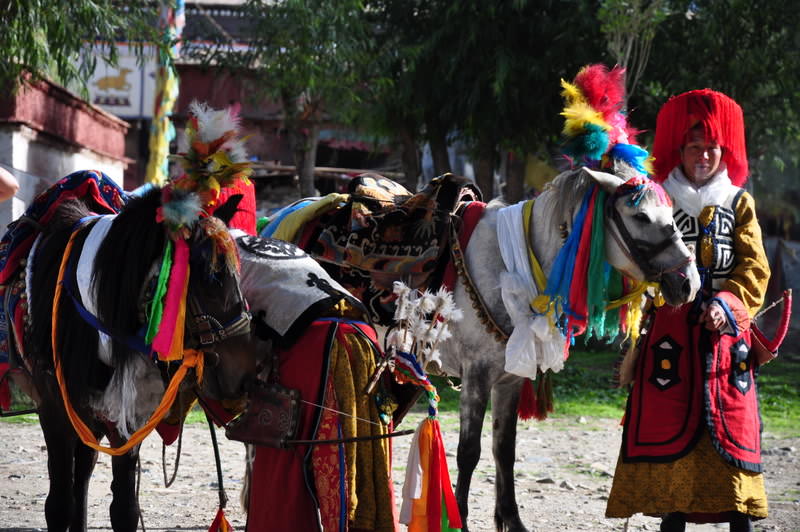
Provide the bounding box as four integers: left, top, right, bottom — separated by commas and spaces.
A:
0, 413, 798, 532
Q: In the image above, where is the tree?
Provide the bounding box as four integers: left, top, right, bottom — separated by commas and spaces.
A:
1, 1, 163, 95
635, 0, 800, 233
357, 0, 432, 187
189, 0, 372, 197
415, 0, 607, 200
598, 0, 668, 102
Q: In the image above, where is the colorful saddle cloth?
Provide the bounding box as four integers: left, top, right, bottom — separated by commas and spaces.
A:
264, 173, 482, 324
0, 170, 126, 410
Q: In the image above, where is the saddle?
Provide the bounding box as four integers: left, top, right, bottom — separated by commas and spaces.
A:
305, 173, 482, 324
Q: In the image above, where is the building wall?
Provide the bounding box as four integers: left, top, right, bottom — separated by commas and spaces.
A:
0, 78, 131, 234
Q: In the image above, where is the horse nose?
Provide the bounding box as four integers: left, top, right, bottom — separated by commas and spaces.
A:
681, 278, 692, 299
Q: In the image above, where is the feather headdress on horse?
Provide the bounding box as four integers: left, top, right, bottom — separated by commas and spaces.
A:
549, 64, 668, 348
159, 101, 253, 235
148, 102, 251, 360
560, 64, 651, 175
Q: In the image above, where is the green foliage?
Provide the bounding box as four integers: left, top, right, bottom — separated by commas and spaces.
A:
632, 0, 800, 232
0, 1, 164, 96
550, 349, 628, 418
757, 355, 800, 436
598, 0, 669, 98
188, 0, 370, 125
362, 0, 609, 167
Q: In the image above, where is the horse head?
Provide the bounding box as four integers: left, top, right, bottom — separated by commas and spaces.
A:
182, 214, 258, 401
585, 167, 700, 306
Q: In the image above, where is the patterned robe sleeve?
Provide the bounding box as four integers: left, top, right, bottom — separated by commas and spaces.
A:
722, 191, 770, 317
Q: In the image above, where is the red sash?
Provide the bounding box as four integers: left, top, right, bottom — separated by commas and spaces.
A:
623, 292, 762, 472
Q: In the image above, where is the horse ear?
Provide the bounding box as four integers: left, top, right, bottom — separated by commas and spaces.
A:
214, 194, 244, 227
580, 167, 625, 194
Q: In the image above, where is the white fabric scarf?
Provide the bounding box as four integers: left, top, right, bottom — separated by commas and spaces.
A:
496, 201, 564, 379
77, 215, 116, 364
662, 166, 738, 217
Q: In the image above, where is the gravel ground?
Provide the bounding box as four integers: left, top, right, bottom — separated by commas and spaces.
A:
1, 413, 798, 532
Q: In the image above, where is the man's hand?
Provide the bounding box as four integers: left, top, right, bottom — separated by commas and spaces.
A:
700, 301, 727, 331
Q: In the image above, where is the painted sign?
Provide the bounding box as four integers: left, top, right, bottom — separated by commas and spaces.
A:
85, 43, 158, 119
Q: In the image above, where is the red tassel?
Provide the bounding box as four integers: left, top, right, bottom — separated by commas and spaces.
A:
208, 507, 232, 532
517, 378, 537, 421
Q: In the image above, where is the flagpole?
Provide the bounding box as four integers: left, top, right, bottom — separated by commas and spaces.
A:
145, 0, 185, 185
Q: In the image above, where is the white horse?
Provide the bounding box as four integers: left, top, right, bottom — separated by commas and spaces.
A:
258, 165, 700, 531
437, 166, 700, 531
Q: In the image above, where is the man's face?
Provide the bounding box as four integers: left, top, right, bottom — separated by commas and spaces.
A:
680, 127, 723, 186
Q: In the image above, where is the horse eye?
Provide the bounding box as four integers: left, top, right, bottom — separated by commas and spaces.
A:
633, 212, 652, 224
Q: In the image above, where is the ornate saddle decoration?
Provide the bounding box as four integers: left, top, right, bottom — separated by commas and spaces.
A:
225, 379, 301, 448
303, 172, 481, 324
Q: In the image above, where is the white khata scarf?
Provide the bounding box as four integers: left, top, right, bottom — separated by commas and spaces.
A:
662, 165, 739, 217
496, 201, 564, 379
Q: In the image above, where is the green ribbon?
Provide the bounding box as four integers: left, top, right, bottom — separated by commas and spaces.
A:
145, 239, 174, 344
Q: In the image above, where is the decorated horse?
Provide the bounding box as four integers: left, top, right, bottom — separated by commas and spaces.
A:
0, 103, 259, 532
257, 65, 701, 531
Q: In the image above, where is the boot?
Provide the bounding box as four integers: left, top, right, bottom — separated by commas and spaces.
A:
729, 512, 753, 532
660, 512, 686, 532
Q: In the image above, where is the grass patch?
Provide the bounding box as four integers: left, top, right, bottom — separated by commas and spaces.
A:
4, 351, 796, 437
756, 354, 800, 436
410, 347, 800, 438
549, 348, 627, 419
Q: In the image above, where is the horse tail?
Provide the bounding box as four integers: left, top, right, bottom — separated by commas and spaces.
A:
240, 443, 255, 513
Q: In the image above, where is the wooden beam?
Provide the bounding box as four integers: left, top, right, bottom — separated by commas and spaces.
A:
250, 161, 404, 180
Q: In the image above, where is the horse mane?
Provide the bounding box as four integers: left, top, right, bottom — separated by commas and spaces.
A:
93, 187, 165, 355
538, 168, 592, 233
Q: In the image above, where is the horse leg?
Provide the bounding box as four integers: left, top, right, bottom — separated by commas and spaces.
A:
38, 408, 77, 532
71, 442, 98, 531
491, 375, 528, 532
455, 363, 492, 532
109, 449, 140, 532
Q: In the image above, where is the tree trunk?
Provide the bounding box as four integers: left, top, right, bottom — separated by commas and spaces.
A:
474, 154, 494, 200
398, 126, 421, 190
504, 151, 525, 204
282, 92, 320, 198
298, 123, 320, 198
429, 128, 451, 176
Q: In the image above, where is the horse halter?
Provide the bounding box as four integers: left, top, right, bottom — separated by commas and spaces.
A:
605, 192, 694, 281
186, 279, 251, 349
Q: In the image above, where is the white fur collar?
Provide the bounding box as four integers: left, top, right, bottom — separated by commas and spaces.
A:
662, 166, 739, 218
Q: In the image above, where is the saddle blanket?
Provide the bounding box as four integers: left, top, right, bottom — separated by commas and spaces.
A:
0, 170, 126, 410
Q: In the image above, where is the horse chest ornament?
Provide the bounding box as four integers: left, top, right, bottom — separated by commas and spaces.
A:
224, 366, 301, 448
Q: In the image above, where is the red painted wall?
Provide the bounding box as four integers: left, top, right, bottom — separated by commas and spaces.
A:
0, 77, 129, 161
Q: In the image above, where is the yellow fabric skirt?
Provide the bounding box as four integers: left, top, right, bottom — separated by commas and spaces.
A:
606, 430, 767, 522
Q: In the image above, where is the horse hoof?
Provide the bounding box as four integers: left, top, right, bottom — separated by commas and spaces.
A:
494, 512, 531, 532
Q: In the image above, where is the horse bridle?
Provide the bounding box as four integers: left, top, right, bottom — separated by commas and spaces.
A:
605, 193, 694, 281
186, 283, 251, 351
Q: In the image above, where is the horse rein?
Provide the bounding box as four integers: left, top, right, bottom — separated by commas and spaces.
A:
605, 196, 694, 281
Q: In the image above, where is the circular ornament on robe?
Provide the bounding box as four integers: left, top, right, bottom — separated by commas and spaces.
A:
236, 235, 307, 260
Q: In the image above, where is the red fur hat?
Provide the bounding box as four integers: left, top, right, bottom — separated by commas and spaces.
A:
652, 89, 748, 186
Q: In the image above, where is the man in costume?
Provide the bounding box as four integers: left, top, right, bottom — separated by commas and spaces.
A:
606, 89, 771, 532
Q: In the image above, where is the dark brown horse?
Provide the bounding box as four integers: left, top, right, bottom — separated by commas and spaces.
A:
14, 184, 255, 532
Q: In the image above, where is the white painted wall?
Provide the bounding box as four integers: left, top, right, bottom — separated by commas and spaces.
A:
0, 124, 127, 235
